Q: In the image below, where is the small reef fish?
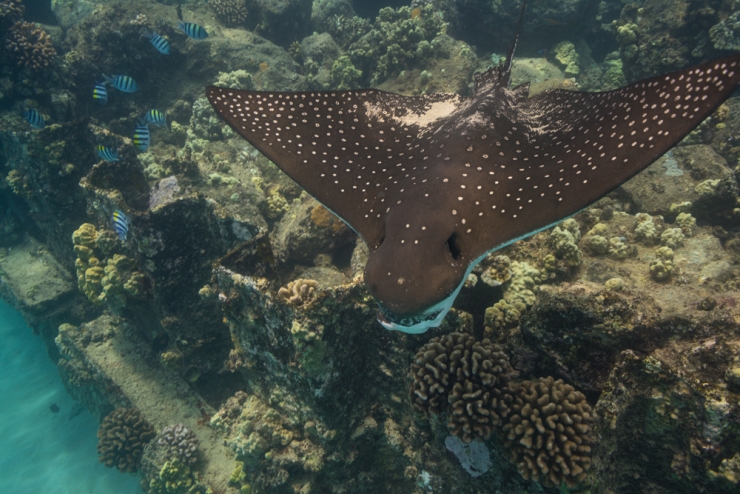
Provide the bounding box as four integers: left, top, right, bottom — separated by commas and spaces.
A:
103, 74, 138, 93
133, 118, 150, 152
176, 3, 183, 21
178, 21, 208, 39
93, 80, 108, 105
146, 109, 167, 127
96, 145, 119, 162
23, 109, 45, 129
111, 209, 130, 241
141, 27, 170, 55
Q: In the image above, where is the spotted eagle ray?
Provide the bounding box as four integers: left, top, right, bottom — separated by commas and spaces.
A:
207, 2, 740, 334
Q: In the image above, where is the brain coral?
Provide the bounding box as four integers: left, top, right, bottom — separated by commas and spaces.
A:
97, 407, 156, 473
502, 377, 593, 487
209, 0, 248, 26
409, 332, 513, 443
157, 423, 199, 465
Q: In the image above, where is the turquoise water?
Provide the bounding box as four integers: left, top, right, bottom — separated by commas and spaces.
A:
0, 300, 141, 494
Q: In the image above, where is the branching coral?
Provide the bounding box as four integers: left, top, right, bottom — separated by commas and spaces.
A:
278, 279, 318, 306
502, 377, 593, 488
408, 332, 513, 442
5, 21, 56, 71
0, 0, 23, 28
210, 0, 249, 27
330, 55, 362, 90
97, 407, 156, 473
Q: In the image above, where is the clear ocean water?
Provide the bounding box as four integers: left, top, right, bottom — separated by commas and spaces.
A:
0, 299, 141, 494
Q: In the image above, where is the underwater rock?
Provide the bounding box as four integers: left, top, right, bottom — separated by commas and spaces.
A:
300, 32, 341, 88
270, 194, 355, 265
253, 0, 313, 47
621, 145, 734, 218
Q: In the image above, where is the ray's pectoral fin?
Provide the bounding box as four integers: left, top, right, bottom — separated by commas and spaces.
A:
205, 86, 462, 246
520, 55, 740, 231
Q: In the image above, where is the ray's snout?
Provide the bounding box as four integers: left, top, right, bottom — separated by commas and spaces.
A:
364, 207, 467, 328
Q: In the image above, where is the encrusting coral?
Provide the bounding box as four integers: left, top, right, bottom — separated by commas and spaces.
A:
409, 332, 513, 442
72, 223, 144, 310
278, 278, 319, 306
97, 407, 156, 473
148, 459, 203, 494
501, 377, 593, 488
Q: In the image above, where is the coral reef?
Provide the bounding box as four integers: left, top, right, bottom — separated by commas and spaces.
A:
97, 407, 156, 473
0, 0, 739, 492
502, 377, 593, 488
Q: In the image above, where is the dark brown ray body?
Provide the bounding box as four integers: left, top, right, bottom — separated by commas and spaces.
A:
207, 55, 740, 332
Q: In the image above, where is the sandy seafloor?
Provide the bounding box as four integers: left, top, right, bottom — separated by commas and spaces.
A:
0, 299, 140, 493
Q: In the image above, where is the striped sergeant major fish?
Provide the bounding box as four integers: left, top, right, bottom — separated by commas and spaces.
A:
178, 21, 208, 39
111, 209, 130, 241
96, 145, 119, 162
145, 109, 167, 127
23, 109, 45, 129
141, 27, 170, 54
133, 118, 150, 152
102, 74, 138, 93
93, 79, 108, 105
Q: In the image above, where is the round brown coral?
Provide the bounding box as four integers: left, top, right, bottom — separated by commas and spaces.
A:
502, 376, 593, 487
97, 407, 156, 473
5, 21, 56, 71
409, 332, 512, 442
209, 0, 249, 27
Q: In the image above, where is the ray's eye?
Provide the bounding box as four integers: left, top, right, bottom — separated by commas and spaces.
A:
446, 233, 462, 261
